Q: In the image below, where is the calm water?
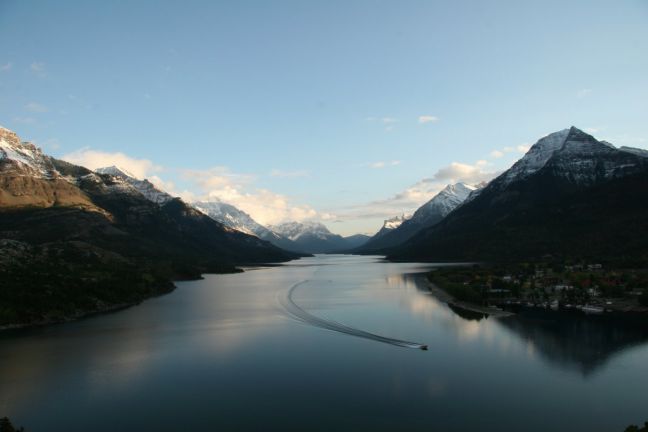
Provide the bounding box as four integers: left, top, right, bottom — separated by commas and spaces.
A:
2, 255, 648, 431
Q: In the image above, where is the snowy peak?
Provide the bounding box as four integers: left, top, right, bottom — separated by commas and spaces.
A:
373, 214, 411, 239
558, 127, 616, 156
269, 221, 334, 241
500, 128, 571, 186
0, 127, 57, 178
383, 214, 410, 230
96, 165, 173, 205
411, 182, 477, 223
193, 200, 273, 238
96, 165, 137, 179
0, 127, 21, 147
495, 126, 645, 188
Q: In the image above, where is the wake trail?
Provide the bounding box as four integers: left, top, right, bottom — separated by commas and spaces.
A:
280, 280, 428, 350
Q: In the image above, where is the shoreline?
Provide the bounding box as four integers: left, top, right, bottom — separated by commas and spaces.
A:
0, 256, 301, 333
0, 284, 177, 332
420, 276, 514, 318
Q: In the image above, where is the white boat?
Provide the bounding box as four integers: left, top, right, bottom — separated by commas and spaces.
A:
581, 305, 604, 314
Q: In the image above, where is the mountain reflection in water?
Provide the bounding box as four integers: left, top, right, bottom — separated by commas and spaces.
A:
394, 272, 648, 374
2, 255, 648, 432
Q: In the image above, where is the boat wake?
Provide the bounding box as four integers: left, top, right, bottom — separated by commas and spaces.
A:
280, 280, 428, 350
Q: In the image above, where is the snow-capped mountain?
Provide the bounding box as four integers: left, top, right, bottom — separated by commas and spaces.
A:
96, 166, 174, 205
269, 221, 368, 253
498, 128, 571, 188
409, 183, 476, 225
372, 215, 411, 240
0, 127, 100, 209
358, 183, 478, 252
496, 127, 647, 190
270, 221, 333, 241
384, 215, 409, 230
390, 126, 648, 262
1, 127, 61, 179
193, 200, 277, 238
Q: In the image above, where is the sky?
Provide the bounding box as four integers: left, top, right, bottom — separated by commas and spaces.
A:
1, 0, 647, 235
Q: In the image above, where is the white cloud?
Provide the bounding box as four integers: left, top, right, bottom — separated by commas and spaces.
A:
30, 62, 46, 77
418, 115, 439, 124
62, 148, 162, 179
148, 175, 177, 194
490, 144, 529, 159
180, 167, 320, 226
25, 102, 49, 113
270, 169, 309, 178
431, 160, 499, 184
577, 88, 592, 98
516, 144, 530, 153
59, 149, 324, 226
366, 160, 401, 169
333, 160, 501, 223
366, 116, 399, 132
0, 62, 12, 72
584, 127, 604, 135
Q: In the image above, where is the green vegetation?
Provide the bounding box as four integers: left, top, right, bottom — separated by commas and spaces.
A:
427, 262, 648, 313
0, 240, 242, 327
0, 417, 25, 432
0, 242, 169, 326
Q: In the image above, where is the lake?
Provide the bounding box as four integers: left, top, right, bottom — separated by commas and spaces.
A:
2, 255, 648, 431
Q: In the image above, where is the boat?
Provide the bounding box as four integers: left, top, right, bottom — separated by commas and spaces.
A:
581, 305, 604, 314
420, 345, 428, 351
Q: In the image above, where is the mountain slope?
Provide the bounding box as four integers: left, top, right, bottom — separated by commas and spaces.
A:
358, 183, 477, 252
0, 127, 300, 327
371, 215, 410, 240
269, 221, 367, 253
389, 127, 648, 263
96, 165, 174, 205
192, 200, 303, 251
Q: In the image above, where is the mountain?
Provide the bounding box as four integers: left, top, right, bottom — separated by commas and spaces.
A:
343, 233, 372, 249
389, 127, 648, 263
372, 215, 410, 240
269, 221, 369, 253
194, 202, 370, 253
193, 200, 273, 237
96, 165, 174, 205
0, 126, 300, 327
192, 200, 298, 250
358, 183, 477, 253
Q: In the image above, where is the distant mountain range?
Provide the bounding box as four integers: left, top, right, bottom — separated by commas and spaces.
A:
3, 124, 648, 326
192, 202, 369, 253
269, 221, 369, 253
357, 183, 478, 253
0, 126, 301, 327
388, 127, 648, 263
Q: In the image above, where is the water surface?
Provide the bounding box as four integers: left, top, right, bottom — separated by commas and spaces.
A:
2, 255, 648, 431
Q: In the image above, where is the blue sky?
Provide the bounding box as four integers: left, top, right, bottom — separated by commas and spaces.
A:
1, 0, 647, 235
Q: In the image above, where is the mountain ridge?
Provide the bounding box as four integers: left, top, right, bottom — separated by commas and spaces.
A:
388, 127, 648, 263
0, 126, 302, 328
357, 182, 478, 253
